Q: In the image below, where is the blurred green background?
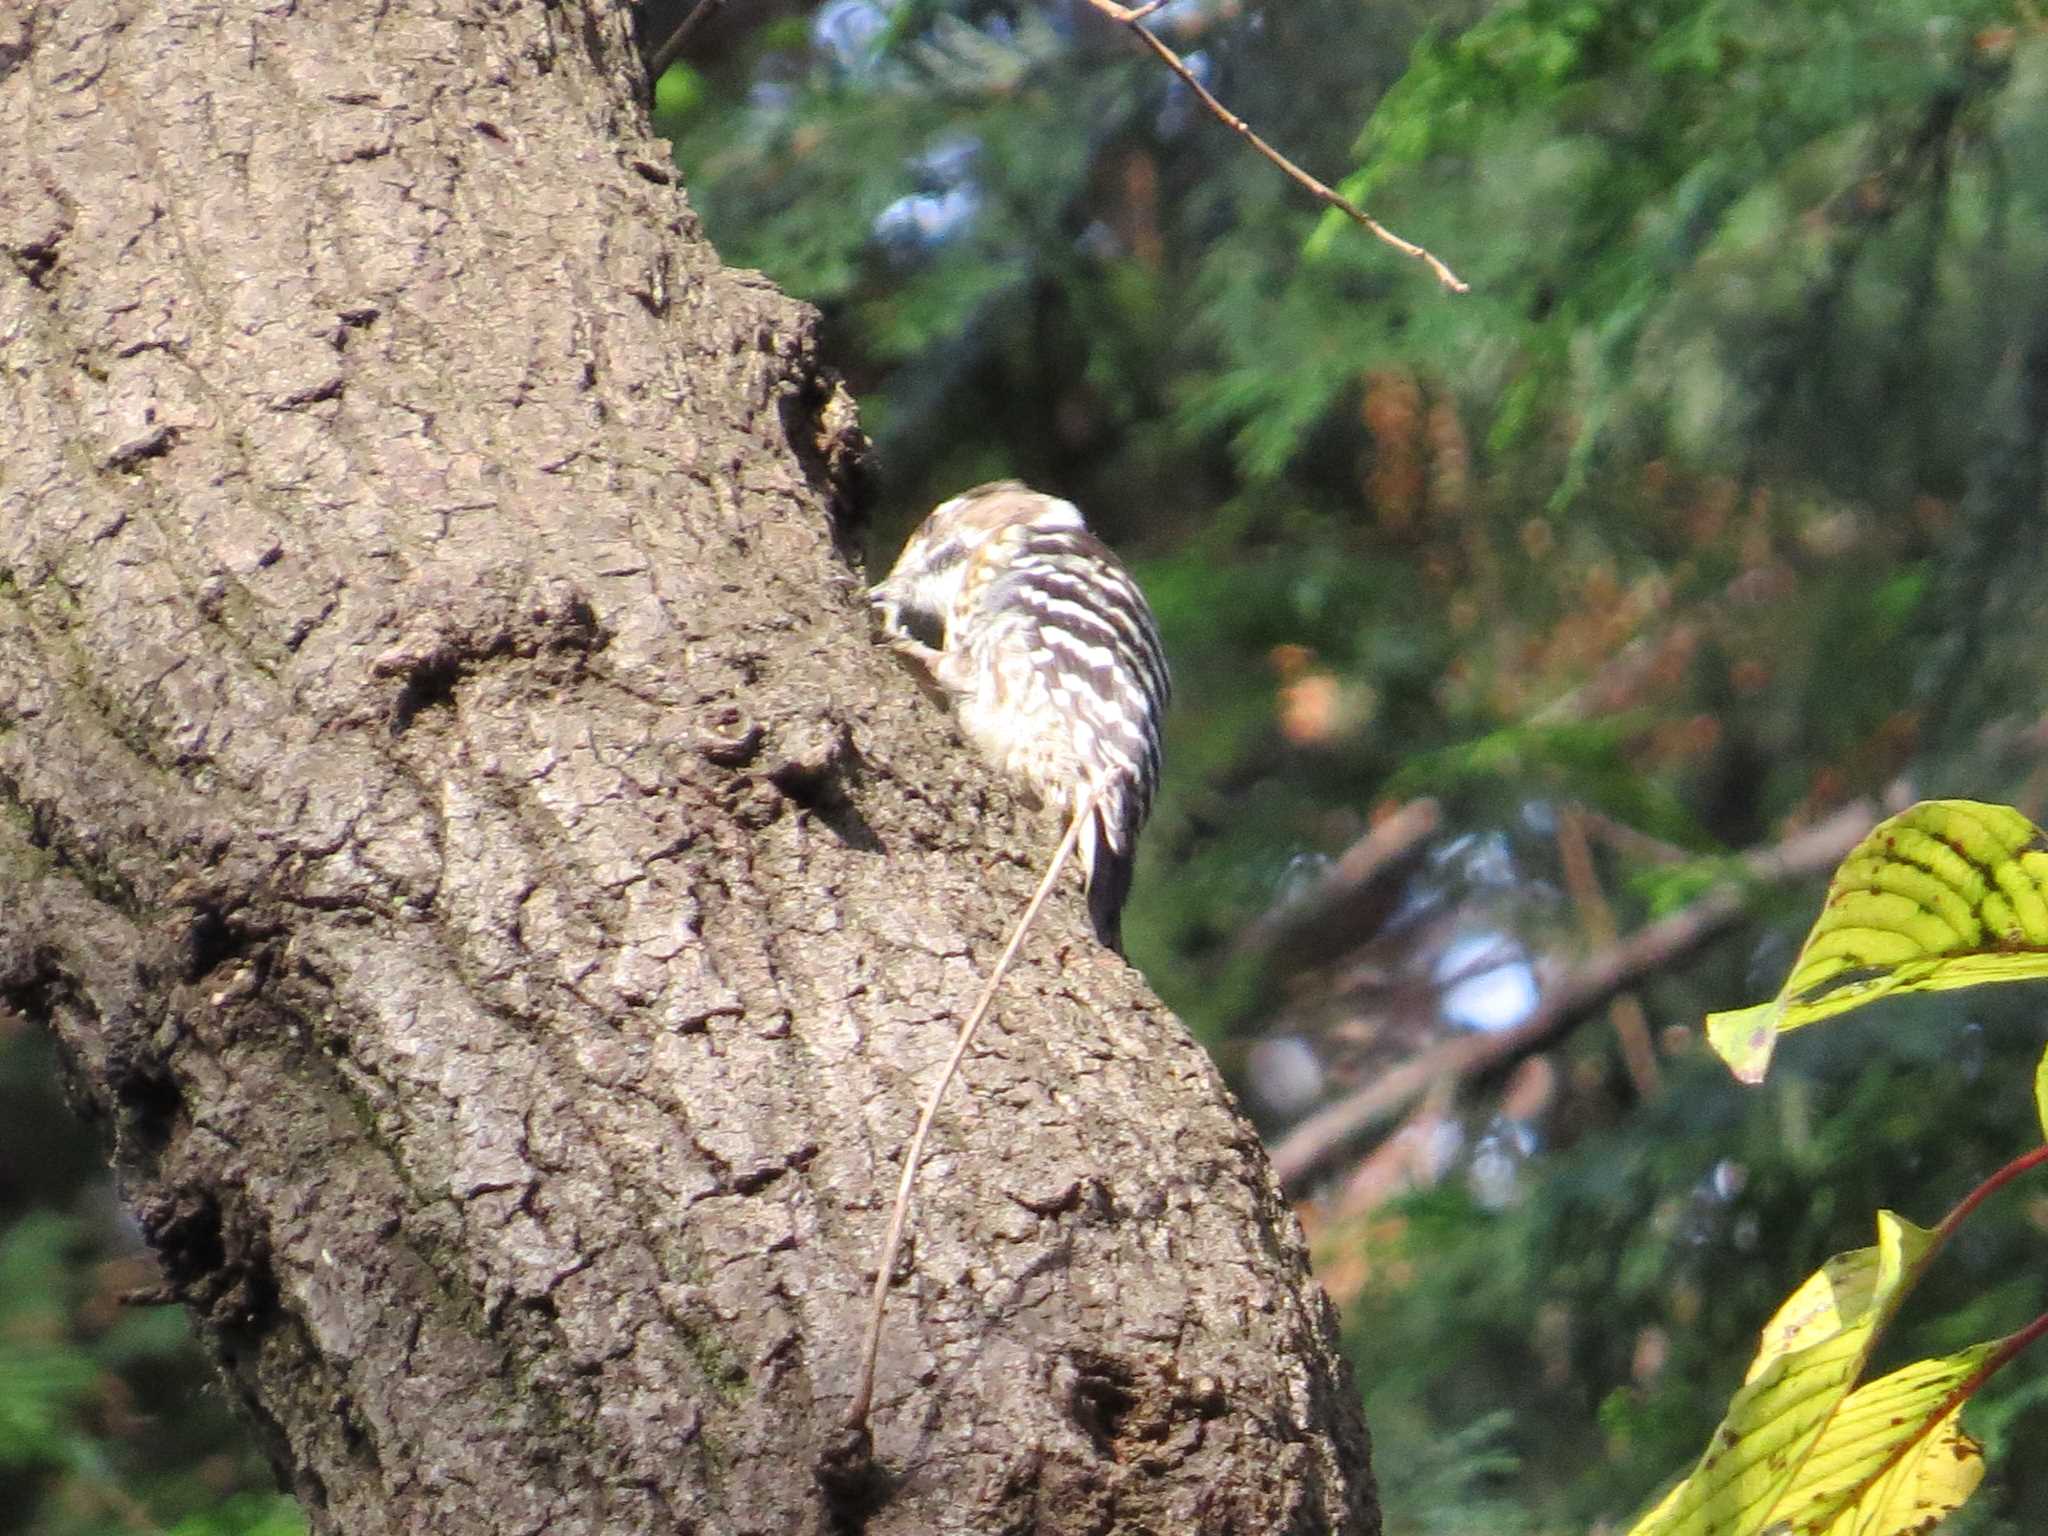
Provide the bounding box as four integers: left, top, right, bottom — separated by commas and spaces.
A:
12, 1, 2048, 1530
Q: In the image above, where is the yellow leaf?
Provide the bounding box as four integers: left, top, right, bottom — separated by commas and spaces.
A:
1705, 801, 2048, 1083
2035, 1043, 2048, 1145
1760, 1348, 1988, 1536
1624, 1214, 1937, 1536
1745, 1214, 1931, 1386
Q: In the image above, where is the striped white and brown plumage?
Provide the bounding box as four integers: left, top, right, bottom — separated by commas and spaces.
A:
871, 481, 1170, 950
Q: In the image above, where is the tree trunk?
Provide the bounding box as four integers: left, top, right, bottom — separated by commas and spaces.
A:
0, 3, 1377, 1532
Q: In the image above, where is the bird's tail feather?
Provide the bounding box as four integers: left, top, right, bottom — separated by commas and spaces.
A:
1081, 804, 1133, 953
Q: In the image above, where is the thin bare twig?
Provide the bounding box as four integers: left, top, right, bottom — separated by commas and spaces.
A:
842, 794, 1094, 1437
647, 0, 725, 85
1083, 0, 1468, 293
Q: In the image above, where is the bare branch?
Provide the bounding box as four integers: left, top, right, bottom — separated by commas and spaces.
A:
1571, 805, 1692, 866
647, 0, 725, 85
1332, 1084, 1452, 1220
1084, 0, 1469, 293
1556, 804, 1660, 1098
1236, 797, 1440, 959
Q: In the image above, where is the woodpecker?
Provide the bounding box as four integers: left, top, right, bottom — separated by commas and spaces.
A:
870, 480, 1169, 949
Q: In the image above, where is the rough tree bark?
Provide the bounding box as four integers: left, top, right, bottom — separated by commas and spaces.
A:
0, 3, 1377, 1532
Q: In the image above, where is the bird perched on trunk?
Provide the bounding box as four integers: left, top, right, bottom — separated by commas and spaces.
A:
867, 480, 1169, 950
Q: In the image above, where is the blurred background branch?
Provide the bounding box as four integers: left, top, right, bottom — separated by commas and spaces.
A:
1268, 794, 1888, 1192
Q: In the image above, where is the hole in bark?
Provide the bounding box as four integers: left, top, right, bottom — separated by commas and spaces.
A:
777, 373, 872, 554
729, 1163, 787, 1195
111, 1054, 181, 1152
181, 905, 240, 981
814, 1424, 893, 1531
140, 1188, 280, 1329
1067, 1352, 1140, 1459
389, 654, 461, 735
140, 1188, 227, 1294
337, 1395, 367, 1450
765, 728, 884, 851
9, 238, 59, 290
765, 751, 843, 808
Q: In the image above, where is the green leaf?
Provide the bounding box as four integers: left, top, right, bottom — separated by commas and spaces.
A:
1705, 801, 2048, 1083
166, 1492, 310, 1536
0, 1348, 95, 1468
652, 63, 707, 121
1625, 1212, 1938, 1536
0, 1216, 94, 1470
2036, 1043, 2048, 1145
